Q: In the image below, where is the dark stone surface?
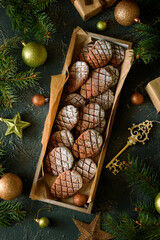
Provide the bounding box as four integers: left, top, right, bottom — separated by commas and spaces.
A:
0, 1, 160, 239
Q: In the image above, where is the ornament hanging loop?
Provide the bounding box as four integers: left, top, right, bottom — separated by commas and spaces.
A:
34, 205, 52, 222
21, 40, 27, 46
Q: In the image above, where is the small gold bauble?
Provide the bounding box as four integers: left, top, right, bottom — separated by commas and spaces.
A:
114, 0, 140, 26
0, 173, 23, 200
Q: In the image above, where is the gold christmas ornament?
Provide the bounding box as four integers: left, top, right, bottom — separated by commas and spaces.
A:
0, 112, 30, 139
106, 120, 153, 175
73, 213, 115, 240
114, 0, 140, 26
0, 173, 23, 200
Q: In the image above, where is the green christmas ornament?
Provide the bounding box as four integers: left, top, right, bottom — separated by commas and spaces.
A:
35, 217, 50, 228
155, 192, 160, 214
34, 206, 51, 228
22, 41, 47, 68
96, 20, 108, 31
0, 112, 30, 139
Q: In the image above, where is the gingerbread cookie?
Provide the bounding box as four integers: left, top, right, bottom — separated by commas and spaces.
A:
48, 130, 74, 151
94, 119, 106, 134
72, 129, 103, 159
80, 68, 114, 99
89, 89, 114, 111
73, 158, 97, 183
63, 93, 86, 109
76, 103, 105, 133
110, 43, 125, 67
55, 105, 79, 131
87, 40, 112, 69
51, 170, 83, 199
44, 146, 74, 176
104, 65, 119, 86
78, 43, 94, 62
66, 61, 89, 93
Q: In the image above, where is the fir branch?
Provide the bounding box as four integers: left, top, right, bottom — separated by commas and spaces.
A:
135, 202, 159, 227
122, 155, 160, 199
0, 37, 39, 109
133, 20, 160, 63
0, 201, 26, 227
0, 36, 20, 53
102, 213, 140, 240
0, 143, 5, 176
0, 0, 56, 43
1, 85, 14, 108
32, 12, 56, 43
29, 0, 56, 11
0, 69, 40, 88
0, 165, 5, 176
0, 85, 17, 109
144, 227, 160, 240
102, 156, 160, 240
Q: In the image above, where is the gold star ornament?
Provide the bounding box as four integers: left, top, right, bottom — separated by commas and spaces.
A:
73, 213, 115, 240
0, 112, 30, 138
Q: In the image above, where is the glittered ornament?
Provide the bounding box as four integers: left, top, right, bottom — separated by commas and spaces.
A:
114, 0, 140, 26
0, 173, 23, 200
73, 193, 88, 207
32, 94, 48, 107
155, 192, 160, 214
73, 213, 115, 240
22, 41, 47, 67
131, 92, 144, 105
0, 112, 30, 139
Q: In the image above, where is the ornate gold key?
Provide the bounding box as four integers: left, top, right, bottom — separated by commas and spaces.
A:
106, 120, 153, 175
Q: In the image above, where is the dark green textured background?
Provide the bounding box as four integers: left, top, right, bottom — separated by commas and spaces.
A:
0, 1, 160, 239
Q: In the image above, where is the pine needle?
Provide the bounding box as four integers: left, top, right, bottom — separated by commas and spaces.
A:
132, 2, 160, 64
0, 201, 26, 227
0, 0, 56, 43
0, 37, 39, 110
101, 156, 160, 240
122, 155, 160, 199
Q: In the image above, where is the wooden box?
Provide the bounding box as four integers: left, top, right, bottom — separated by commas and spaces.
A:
30, 27, 133, 214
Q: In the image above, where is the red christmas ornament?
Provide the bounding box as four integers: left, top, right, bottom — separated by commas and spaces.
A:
134, 17, 141, 23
